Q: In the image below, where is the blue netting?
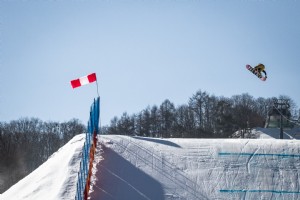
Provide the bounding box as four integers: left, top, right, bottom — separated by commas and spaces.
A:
75, 97, 100, 200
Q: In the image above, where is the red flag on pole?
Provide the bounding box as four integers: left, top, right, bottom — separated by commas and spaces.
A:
71, 73, 97, 89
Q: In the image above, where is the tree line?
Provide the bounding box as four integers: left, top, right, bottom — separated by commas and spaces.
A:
0, 118, 85, 193
102, 90, 298, 138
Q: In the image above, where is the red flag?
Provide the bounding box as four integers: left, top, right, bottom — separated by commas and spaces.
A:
71, 73, 97, 89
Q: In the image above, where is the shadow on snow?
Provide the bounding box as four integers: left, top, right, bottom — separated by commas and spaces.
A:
132, 136, 181, 148
89, 146, 165, 200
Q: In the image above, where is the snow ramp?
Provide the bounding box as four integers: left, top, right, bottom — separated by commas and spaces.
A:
1, 134, 85, 200
90, 135, 300, 200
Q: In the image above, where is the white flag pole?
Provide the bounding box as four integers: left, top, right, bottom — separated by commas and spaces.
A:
96, 80, 100, 97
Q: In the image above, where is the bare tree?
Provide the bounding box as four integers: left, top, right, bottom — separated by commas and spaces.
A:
159, 99, 175, 138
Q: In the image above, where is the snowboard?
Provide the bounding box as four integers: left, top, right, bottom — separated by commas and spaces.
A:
246, 65, 266, 81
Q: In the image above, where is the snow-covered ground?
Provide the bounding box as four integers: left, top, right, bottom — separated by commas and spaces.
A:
255, 127, 300, 139
90, 135, 300, 200
3, 128, 300, 200
1, 134, 85, 200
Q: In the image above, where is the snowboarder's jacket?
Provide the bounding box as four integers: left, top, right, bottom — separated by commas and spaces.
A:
254, 63, 267, 77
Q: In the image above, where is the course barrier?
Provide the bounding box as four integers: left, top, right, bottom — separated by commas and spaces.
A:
75, 97, 100, 200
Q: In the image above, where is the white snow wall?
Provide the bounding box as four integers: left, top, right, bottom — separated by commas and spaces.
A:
90, 136, 300, 200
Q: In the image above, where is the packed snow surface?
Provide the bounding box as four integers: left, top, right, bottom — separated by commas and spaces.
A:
90, 134, 300, 200
2, 128, 300, 200
1, 134, 85, 200
255, 127, 300, 139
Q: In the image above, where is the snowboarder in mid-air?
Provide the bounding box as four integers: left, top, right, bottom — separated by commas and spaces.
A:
246, 63, 267, 81
253, 63, 267, 79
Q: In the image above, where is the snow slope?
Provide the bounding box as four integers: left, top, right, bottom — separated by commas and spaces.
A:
255, 127, 300, 139
90, 135, 300, 200
1, 134, 85, 200
3, 129, 300, 200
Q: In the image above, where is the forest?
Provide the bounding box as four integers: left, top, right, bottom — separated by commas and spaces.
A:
102, 90, 299, 138
0, 118, 85, 193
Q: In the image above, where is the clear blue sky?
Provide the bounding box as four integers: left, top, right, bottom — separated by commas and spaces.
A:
1, 0, 300, 126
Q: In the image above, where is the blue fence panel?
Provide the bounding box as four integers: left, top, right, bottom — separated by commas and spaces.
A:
75, 97, 100, 200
